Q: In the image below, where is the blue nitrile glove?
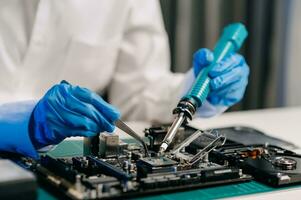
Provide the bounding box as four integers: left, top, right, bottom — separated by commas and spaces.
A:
0, 101, 39, 159
193, 48, 249, 107
30, 81, 120, 150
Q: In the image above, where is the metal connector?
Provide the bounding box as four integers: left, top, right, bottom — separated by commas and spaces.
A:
171, 130, 204, 155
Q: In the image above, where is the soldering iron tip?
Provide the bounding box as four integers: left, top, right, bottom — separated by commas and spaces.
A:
158, 143, 168, 154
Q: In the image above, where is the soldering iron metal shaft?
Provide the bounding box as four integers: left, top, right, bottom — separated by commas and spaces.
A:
159, 113, 185, 153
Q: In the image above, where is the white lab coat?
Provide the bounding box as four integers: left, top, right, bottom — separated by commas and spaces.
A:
0, 0, 224, 123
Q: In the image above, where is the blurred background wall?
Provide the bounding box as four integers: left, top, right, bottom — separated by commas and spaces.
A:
159, 0, 297, 112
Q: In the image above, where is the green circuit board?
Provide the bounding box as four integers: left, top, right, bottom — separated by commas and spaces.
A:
35, 139, 300, 200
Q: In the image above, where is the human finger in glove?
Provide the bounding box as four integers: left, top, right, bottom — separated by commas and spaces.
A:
191, 48, 249, 117
29, 81, 121, 151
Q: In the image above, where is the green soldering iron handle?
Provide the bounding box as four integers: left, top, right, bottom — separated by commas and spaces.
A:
182, 23, 248, 109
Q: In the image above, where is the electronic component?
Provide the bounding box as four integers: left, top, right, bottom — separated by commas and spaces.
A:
137, 157, 177, 178
271, 156, 297, 170
213, 144, 301, 186
99, 133, 120, 158
87, 156, 133, 182
84, 133, 128, 158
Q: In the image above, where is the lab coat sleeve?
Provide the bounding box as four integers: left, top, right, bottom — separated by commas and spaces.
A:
108, 0, 184, 122
0, 101, 39, 159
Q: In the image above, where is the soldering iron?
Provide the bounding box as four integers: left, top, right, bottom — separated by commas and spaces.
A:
159, 23, 248, 154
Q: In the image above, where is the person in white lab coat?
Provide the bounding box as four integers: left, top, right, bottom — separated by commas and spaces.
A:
0, 0, 249, 159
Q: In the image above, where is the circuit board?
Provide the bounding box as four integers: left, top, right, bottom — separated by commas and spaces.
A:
17, 125, 301, 199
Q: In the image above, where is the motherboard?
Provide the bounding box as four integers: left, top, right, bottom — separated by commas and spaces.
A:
16, 125, 301, 199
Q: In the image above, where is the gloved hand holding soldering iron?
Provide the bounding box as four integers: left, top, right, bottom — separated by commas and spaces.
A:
0, 47, 248, 159
193, 48, 249, 108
